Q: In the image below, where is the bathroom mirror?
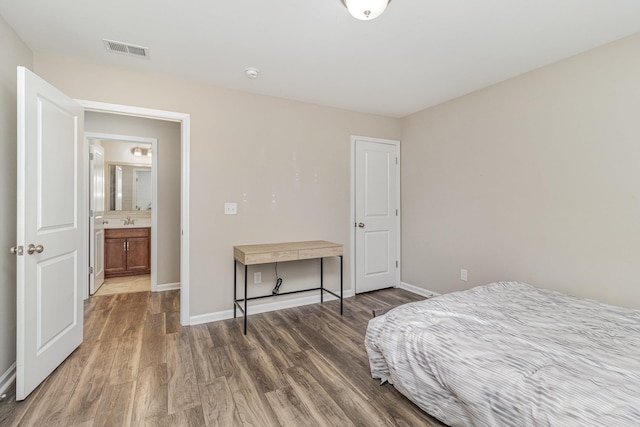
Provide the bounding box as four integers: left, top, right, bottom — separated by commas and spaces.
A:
107, 163, 152, 211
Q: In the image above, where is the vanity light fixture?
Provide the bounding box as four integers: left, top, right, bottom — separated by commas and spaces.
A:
340, 0, 391, 20
131, 147, 152, 157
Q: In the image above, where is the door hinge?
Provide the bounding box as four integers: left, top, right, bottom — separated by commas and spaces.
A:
89, 153, 94, 161
396, 209, 398, 216
89, 266, 94, 274
396, 157, 398, 165
396, 260, 399, 268
89, 210, 94, 218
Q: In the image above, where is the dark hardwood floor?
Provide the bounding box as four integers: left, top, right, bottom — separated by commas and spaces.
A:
0, 288, 447, 426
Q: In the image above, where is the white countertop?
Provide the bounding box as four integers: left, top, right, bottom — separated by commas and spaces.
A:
103, 218, 151, 229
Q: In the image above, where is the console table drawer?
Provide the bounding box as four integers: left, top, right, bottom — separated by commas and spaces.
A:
241, 250, 299, 265
298, 246, 343, 259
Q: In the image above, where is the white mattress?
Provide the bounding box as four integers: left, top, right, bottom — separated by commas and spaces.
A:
365, 281, 640, 426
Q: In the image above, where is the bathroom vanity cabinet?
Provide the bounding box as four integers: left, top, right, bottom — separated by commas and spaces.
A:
104, 227, 151, 278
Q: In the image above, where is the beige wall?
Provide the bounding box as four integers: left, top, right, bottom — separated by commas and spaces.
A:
85, 112, 181, 286
401, 33, 640, 308
34, 54, 401, 317
0, 16, 32, 385
30, 30, 640, 323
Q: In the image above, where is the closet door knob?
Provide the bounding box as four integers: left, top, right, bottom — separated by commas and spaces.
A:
27, 244, 44, 255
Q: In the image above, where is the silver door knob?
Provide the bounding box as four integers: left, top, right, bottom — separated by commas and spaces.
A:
358, 223, 365, 228
10, 246, 24, 256
27, 244, 44, 255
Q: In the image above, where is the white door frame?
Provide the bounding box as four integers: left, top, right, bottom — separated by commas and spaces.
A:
350, 135, 401, 293
78, 100, 191, 326
85, 132, 158, 296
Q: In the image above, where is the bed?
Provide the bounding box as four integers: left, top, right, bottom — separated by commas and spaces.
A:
365, 281, 640, 426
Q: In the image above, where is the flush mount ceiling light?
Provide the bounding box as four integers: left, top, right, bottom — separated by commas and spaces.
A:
340, 0, 391, 20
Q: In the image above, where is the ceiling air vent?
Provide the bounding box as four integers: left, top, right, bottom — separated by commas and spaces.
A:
102, 39, 149, 58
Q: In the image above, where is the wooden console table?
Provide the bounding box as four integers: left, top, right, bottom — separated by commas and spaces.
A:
234, 240, 343, 334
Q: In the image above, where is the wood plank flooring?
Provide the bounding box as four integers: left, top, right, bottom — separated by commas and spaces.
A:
0, 288, 447, 426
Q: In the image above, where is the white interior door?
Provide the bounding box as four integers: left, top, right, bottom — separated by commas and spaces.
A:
89, 143, 105, 294
354, 137, 400, 293
16, 66, 85, 400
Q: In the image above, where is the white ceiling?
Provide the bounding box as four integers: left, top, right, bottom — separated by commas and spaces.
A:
1, 0, 639, 117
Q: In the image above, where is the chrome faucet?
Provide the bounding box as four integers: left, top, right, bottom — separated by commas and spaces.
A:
122, 216, 135, 225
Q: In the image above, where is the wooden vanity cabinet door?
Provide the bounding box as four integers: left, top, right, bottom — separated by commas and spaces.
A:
105, 237, 127, 276
126, 237, 150, 274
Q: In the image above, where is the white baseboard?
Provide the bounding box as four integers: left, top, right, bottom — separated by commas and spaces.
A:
190, 289, 355, 326
155, 282, 180, 292
0, 362, 16, 395
399, 282, 440, 298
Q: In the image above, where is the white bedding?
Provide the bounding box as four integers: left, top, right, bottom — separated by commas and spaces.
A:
365, 281, 640, 426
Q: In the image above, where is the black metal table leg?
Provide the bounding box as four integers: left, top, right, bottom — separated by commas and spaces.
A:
320, 258, 324, 304
233, 259, 237, 318
340, 255, 343, 315
244, 264, 248, 335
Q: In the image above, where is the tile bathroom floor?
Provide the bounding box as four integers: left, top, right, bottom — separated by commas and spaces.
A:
95, 274, 150, 296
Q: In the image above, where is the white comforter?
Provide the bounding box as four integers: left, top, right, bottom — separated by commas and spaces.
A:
365, 282, 640, 427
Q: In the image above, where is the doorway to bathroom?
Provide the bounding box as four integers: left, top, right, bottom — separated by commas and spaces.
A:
85, 110, 182, 301
88, 133, 157, 296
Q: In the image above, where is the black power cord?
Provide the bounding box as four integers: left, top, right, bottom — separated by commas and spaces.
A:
272, 262, 283, 295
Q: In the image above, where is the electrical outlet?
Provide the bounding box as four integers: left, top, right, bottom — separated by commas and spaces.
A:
460, 269, 468, 281
254, 272, 262, 284
224, 202, 237, 215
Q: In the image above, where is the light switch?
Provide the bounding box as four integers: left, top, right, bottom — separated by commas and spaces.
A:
224, 202, 237, 215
